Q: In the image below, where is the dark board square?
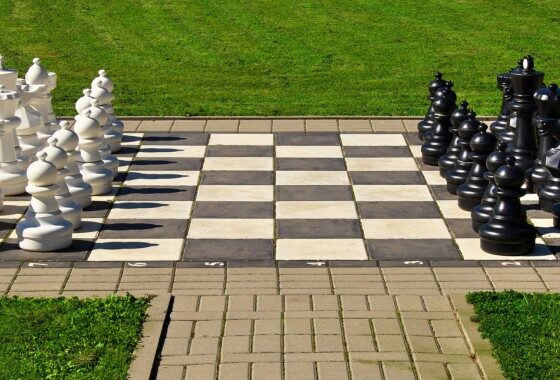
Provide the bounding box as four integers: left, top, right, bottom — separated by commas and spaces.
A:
183, 239, 273, 261
276, 158, 346, 171
207, 146, 273, 157
82, 200, 112, 218
130, 158, 203, 171
98, 219, 187, 239
0, 239, 93, 261
275, 133, 340, 146
200, 171, 274, 185
429, 185, 456, 200
367, 239, 461, 260
404, 132, 423, 146
446, 219, 479, 239
357, 201, 440, 219
116, 186, 197, 201
192, 201, 274, 218
142, 133, 209, 145
277, 219, 362, 239
276, 185, 354, 201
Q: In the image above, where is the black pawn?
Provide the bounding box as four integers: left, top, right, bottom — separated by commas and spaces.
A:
417, 72, 447, 141
471, 142, 509, 232
438, 100, 470, 177
479, 156, 536, 255
457, 123, 497, 211
490, 72, 512, 138
445, 110, 480, 195
421, 86, 456, 165
530, 83, 560, 194
553, 202, 560, 229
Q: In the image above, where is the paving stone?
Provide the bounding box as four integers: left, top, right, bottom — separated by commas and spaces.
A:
382, 361, 415, 380
372, 318, 402, 335
272, 119, 305, 132
415, 362, 448, 380
221, 335, 251, 354
199, 295, 226, 311
339, 119, 372, 132
344, 319, 372, 335
423, 295, 453, 311
256, 295, 282, 311
371, 119, 405, 132
285, 362, 315, 379
195, 320, 223, 337
172, 119, 206, 132
224, 320, 252, 336
167, 321, 194, 338
376, 334, 407, 352
284, 318, 312, 335
395, 295, 424, 311
313, 295, 339, 311
447, 362, 484, 380
173, 296, 199, 312
206, 119, 238, 132
284, 334, 313, 353
407, 336, 439, 353
306, 119, 338, 132
228, 295, 254, 311
156, 365, 184, 380
251, 362, 282, 379
254, 319, 281, 335
314, 318, 342, 335
367, 295, 396, 311
218, 363, 249, 380
138, 120, 173, 132
317, 361, 350, 380
162, 337, 189, 356
430, 320, 463, 338
221, 352, 281, 363
123, 119, 141, 132
238, 119, 272, 133
437, 337, 470, 355
189, 337, 220, 355
315, 334, 344, 352
252, 334, 281, 353
346, 334, 376, 352
341, 295, 368, 310
401, 320, 432, 340
284, 295, 312, 310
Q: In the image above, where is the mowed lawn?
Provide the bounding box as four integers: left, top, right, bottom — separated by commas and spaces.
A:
1, 0, 559, 116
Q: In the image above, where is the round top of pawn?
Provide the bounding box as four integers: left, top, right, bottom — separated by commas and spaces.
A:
428, 72, 446, 97
75, 88, 94, 113
52, 121, 79, 152
85, 99, 109, 125
27, 151, 58, 186
534, 83, 560, 119
434, 82, 457, 103
450, 100, 470, 128
457, 111, 480, 140
494, 155, 525, 190
73, 109, 101, 139
43, 137, 67, 170
91, 69, 114, 93
432, 87, 455, 115
470, 123, 497, 155
486, 141, 509, 173
90, 79, 114, 105
24, 58, 49, 86
0, 85, 19, 100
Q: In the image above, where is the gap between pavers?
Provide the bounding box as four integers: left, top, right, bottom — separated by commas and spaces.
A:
449, 294, 504, 380
128, 293, 173, 380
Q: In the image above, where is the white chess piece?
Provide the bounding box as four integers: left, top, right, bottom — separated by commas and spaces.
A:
74, 109, 113, 195
16, 150, 73, 251
24, 58, 56, 144
52, 121, 92, 208
43, 137, 82, 229
76, 99, 118, 178
90, 72, 123, 152
15, 77, 47, 168
0, 85, 27, 196
75, 88, 94, 114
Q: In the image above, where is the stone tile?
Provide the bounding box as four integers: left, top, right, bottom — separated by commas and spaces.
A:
314, 318, 342, 335
221, 335, 251, 354
123, 119, 141, 132
171, 119, 206, 132
188, 337, 220, 355
238, 119, 272, 133
196, 185, 273, 202
285, 362, 315, 379
276, 239, 367, 260
430, 320, 462, 338
187, 219, 273, 239
284, 318, 312, 335
276, 170, 350, 186
371, 119, 405, 132
447, 363, 483, 380
251, 362, 282, 379
185, 364, 216, 380
344, 319, 373, 335
252, 334, 281, 353
218, 363, 248, 380
156, 365, 185, 379
137, 145, 206, 158
376, 334, 407, 352
350, 361, 383, 380
124, 170, 199, 187
277, 157, 346, 171
340, 134, 406, 146
200, 171, 273, 186
415, 362, 448, 380
277, 219, 362, 239
284, 334, 312, 353
306, 119, 339, 132
276, 201, 357, 219
345, 157, 417, 171
338, 119, 372, 133
108, 201, 192, 219
437, 337, 470, 355
317, 361, 349, 379
315, 334, 344, 352
138, 120, 172, 132
205, 119, 238, 132
203, 157, 273, 171
456, 237, 555, 260
195, 320, 222, 337
362, 219, 450, 239
224, 320, 252, 336
89, 239, 183, 261
272, 119, 305, 132
346, 334, 376, 352
407, 336, 439, 353
254, 319, 282, 335
353, 185, 432, 201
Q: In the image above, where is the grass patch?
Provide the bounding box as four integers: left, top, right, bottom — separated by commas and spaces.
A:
466, 291, 560, 380
0, 1, 559, 116
0, 294, 149, 379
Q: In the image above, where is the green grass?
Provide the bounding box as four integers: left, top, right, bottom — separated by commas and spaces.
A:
1, 1, 559, 116
467, 291, 560, 380
0, 294, 149, 379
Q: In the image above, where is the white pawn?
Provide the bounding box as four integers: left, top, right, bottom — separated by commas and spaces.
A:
76, 99, 118, 178
16, 151, 73, 251
74, 109, 113, 195
75, 88, 94, 113
90, 73, 123, 152
0, 85, 27, 196
43, 137, 82, 229
24, 58, 54, 145
15, 78, 47, 168
52, 121, 92, 208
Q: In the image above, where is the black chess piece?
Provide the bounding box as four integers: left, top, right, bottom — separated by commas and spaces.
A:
417, 72, 447, 141
438, 100, 470, 177
479, 155, 536, 255
471, 142, 509, 232
529, 84, 560, 194
445, 110, 480, 195
490, 72, 512, 138
553, 202, 560, 229
421, 86, 456, 165
457, 123, 497, 211
508, 55, 544, 172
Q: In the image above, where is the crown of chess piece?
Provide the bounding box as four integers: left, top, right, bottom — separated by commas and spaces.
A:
457, 123, 497, 211
417, 72, 447, 141
479, 155, 536, 255
77, 99, 119, 179
445, 110, 480, 194
16, 150, 73, 251
530, 83, 560, 195
438, 100, 470, 177
15, 76, 48, 169
90, 72, 123, 152
421, 85, 456, 165
73, 109, 113, 195
508, 56, 544, 175
43, 137, 82, 229
490, 72, 512, 138
0, 85, 27, 196
51, 121, 92, 208
23, 58, 56, 145
471, 142, 509, 232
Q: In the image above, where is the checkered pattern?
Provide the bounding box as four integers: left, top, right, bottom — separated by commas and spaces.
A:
0, 132, 558, 263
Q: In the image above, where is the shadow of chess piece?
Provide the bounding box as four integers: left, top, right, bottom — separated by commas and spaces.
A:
471, 142, 508, 232
479, 155, 536, 255
445, 110, 480, 195
421, 86, 456, 165
417, 72, 448, 141
438, 100, 470, 177
457, 123, 497, 211
490, 72, 512, 138
530, 84, 560, 195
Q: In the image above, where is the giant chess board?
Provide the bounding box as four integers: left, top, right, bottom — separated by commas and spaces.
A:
0, 132, 558, 267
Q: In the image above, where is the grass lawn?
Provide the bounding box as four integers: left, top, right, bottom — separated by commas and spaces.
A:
1, 1, 559, 116
0, 294, 149, 379
467, 291, 560, 380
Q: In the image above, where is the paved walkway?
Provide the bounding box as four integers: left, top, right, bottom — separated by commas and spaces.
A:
8, 117, 544, 379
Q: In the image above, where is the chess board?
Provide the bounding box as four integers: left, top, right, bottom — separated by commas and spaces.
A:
0, 131, 558, 267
